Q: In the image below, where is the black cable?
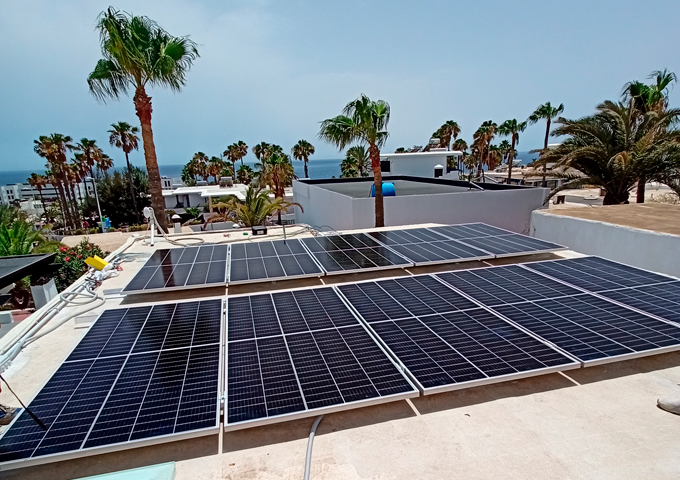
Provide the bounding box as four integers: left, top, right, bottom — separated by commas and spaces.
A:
0, 374, 47, 430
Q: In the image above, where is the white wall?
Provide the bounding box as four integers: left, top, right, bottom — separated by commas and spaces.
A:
294, 180, 548, 233
531, 210, 680, 278
381, 152, 459, 177
293, 181, 355, 230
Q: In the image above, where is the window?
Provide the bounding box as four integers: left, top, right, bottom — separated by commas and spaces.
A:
380, 160, 390, 173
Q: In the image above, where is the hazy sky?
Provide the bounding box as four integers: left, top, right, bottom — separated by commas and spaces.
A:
1, 0, 679, 172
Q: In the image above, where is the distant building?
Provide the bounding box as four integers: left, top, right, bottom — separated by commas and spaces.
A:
0, 182, 95, 208
379, 150, 463, 179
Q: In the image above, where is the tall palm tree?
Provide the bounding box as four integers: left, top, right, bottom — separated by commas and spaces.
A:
224, 142, 247, 175
528, 102, 564, 186
256, 153, 296, 224
497, 119, 527, 183
108, 121, 140, 222
34, 134, 78, 229
471, 121, 497, 179
87, 7, 199, 232
319, 94, 390, 227
622, 69, 677, 202
292, 140, 316, 178
434, 120, 461, 149
27, 173, 48, 217
542, 101, 680, 204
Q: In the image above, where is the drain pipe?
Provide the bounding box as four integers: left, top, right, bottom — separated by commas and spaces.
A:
303, 415, 323, 480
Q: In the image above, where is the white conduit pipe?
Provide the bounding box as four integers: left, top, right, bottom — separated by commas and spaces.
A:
303, 415, 323, 480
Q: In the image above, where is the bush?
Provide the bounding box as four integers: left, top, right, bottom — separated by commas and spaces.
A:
53, 238, 108, 291
89, 227, 99, 234
74, 228, 84, 235
129, 225, 146, 232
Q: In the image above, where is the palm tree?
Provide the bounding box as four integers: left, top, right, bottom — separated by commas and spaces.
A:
542, 101, 680, 205
108, 122, 140, 222
213, 186, 302, 227
87, 7, 199, 232
208, 156, 224, 183
191, 152, 210, 182
256, 153, 296, 224
236, 164, 254, 185
343, 146, 371, 177
622, 69, 677, 202
292, 140, 315, 178
27, 173, 48, 217
497, 119, 527, 183
528, 102, 564, 186
34, 134, 78, 230
434, 120, 461, 149
319, 94, 390, 227
471, 121, 497, 179
0, 219, 46, 256
252, 142, 271, 162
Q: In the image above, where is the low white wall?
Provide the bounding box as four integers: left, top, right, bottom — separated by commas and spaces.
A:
293, 181, 355, 230
531, 210, 680, 277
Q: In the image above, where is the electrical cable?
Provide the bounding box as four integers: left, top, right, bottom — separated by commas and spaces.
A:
0, 374, 46, 430
303, 415, 324, 480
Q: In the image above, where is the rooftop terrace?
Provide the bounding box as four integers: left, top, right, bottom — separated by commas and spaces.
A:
1, 224, 679, 480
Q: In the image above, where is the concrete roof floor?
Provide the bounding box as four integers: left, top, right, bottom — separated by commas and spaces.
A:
1, 226, 680, 480
542, 203, 680, 236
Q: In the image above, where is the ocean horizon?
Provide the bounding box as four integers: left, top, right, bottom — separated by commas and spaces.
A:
0, 151, 538, 186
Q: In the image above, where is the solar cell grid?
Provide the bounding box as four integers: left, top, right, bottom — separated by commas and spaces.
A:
521, 256, 675, 293
0, 300, 222, 468
491, 294, 680, 364
225, 288, 417, 428
599, 282, 680, 326
336, 275, 578, 393
428, 223, 513, 239
301, 234, 412, 274
228, 239, 322, 284
122, 245, 228, 294
436, 265, 582, 307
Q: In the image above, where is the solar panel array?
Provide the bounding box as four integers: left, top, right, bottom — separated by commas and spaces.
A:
428, 223, 566, 257
436, 262, 680, 365
228, 239, 322, 284
226, 288, 418, 428
123, 245, 228, 293
0, 300, 222, 466
337, 275, 579, 393
366, 228, 493, 265
300, 233, 412, 274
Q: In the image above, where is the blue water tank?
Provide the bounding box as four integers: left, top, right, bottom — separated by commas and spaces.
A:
370, 182, 396, 197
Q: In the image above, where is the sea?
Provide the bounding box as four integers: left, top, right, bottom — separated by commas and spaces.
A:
0, 152, 538, 186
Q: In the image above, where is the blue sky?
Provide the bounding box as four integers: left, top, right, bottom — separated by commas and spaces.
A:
1, 0, 679, 172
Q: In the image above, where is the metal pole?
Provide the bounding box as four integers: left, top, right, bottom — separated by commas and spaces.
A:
90, 178, 103, 231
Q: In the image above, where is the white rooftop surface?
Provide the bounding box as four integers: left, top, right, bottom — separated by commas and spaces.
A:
162, 184, 293, 200
1, 225, 680, 480
309, 179, 475, 198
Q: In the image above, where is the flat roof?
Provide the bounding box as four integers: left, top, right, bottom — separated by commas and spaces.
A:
1, 224, 679, 479
540, 203, 680, 236
298, 176, 526, 199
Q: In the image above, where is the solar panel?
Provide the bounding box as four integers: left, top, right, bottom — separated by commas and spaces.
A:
225, 288, 417, 429
300, 233, 412, 274
435, 265, 582, 307
228, 239, 323, 284
521, 256, 677, 293
0, 299, 222, 469
491, 295, 680, 366
428, 223, 565, 257
599, 282, 680, 326
122, 245, 228, 294
336, 275, 579, 394
366, 228, 493, 265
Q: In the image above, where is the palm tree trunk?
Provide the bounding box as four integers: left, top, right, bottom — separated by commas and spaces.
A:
304, 158, 309, 179
38, 189, 47, 219
55, 180, 72, 229
369, 144, 384, 227
636, 178, 646, 203
507, 137, 516, 183
542, 119, 550, 187
134, 86, 168, 232
125, 152, 140, 223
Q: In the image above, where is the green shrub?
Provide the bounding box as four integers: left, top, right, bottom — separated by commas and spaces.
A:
54, 238, 108, 291
74, 228, 84, 235
129, 225, 146, 232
